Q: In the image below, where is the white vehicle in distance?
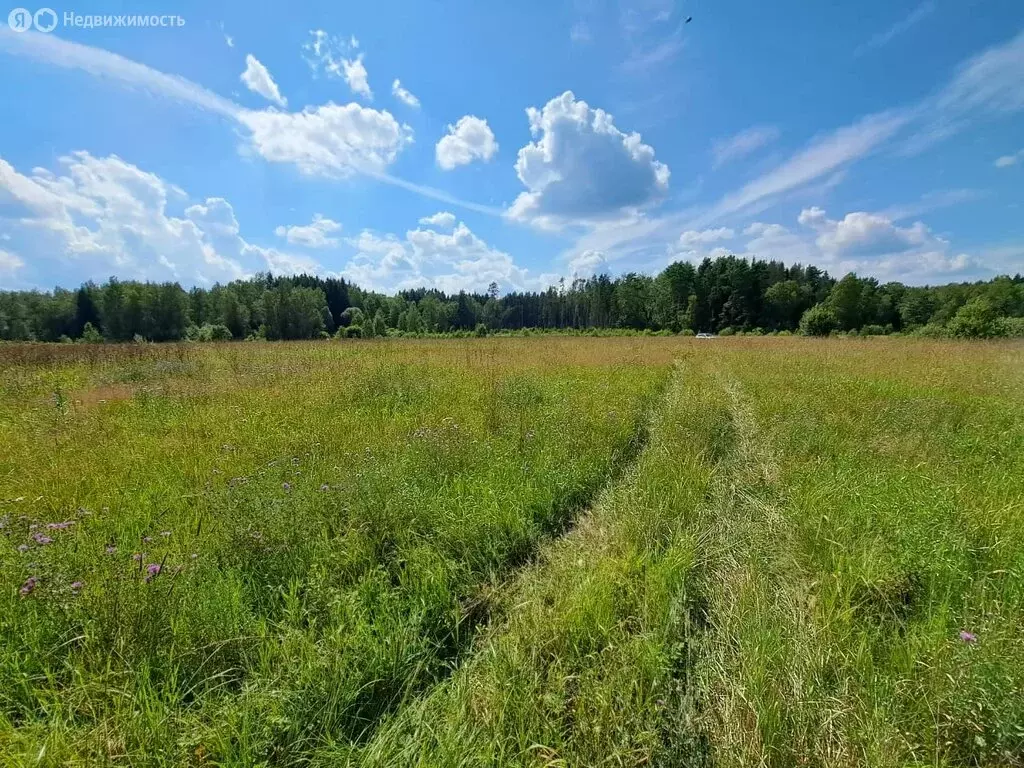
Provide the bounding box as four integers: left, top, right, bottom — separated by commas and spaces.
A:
695, 332, 716, 339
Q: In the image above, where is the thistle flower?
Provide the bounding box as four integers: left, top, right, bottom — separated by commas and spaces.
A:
105, 544, 117, 554
46, 521, 74, 530
282, 482, 292, 492
19, 576, 38, 596
32, 533, 53, 545
959, 630, 978, 644
17, 543, 29, 553
70, 581, 84, 592
144, 563, 161, 582
132, 552, 143, 562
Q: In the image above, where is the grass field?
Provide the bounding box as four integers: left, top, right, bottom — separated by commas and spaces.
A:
1, 337, 1021, 766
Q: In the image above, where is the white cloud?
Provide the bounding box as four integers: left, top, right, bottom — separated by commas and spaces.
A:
570, 21, 592, 44
753, 207, 978, 282
274, 214, 342, 248
240, 54, 286, 107
239, 103, 412, 177
509, 91, 670, 228
391, 79, 420, 109
707, 111, 909, 222
418, 211, 456, 228
618, 36, 685, 74
995, 150, 1022, 168
342, 220, 550, 294
435, 116, 498, 170
0, 248, 25, 275
711, 126, 780, 168
0, 151, 320, 287
569, 250, 609, 277
0, 27, 240, 119
342, 55, 372, 100
901, 30, 1024, 155
801, 208, 930, 258
303, 30, 372, 99
855, 1, 935, 57
678, 227, 735, 248
0, 32, 504, 217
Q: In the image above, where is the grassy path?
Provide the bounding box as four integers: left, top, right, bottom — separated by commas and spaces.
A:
353, 340, 1024, 768
348, 359, 733, 766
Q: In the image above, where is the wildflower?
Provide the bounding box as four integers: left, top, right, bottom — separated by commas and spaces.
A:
320, 484, 330, 492
959, 630, 978, 644
144, 563, 161, 582
46, 521, 74, 530
105, 544, 117, 554
17, 543, 29, 553
19, 576, 38, 597
160, 530, 171, 537
29, 523, 38, 531
132, 552, 143, 562
282, 482, 292, 492
190, 553, 198, 560
142, 536, 152, 543
70, 581, 84, 592
32, 533, 53, 545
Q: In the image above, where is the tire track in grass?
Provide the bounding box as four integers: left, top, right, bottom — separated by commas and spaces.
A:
691, 371, 856, 768
285, 369, 675, 760
345, 360, 742, 767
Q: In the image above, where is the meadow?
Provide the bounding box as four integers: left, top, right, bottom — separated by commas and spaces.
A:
0, 336, 1021, 766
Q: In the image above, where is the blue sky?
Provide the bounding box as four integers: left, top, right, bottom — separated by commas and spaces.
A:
1, 0, 1022, 293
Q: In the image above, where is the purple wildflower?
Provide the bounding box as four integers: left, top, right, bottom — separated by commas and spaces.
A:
70, 581, 84, 592
132, 552, 143, 562
46, 521, 74, 530
32, 533, 53, 545
959, 630, 978, 644
19, 576, 38, 597
144, 563, 161, 582
105, 544, 117, 554
282, 482, 292, 492
17, 543, 30, 553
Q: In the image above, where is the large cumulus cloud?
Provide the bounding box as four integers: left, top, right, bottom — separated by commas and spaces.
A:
509, 91, 670, 228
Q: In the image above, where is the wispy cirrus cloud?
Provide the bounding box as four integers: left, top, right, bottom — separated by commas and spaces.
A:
0, 28, 501, 217
711, 125, 780, 168
855, 0, 935, 57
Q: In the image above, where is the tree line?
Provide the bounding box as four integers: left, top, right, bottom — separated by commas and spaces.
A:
2, 256, 1022, 342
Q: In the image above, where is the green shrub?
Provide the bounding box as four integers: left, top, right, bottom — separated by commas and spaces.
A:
678, 328, 695, 337
1003, 317, 1024, 337
719, 326, 736, 337
947, 298, 1009, 339
799, 304, 839, 336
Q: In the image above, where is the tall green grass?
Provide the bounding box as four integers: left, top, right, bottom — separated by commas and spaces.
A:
2, 337, 1021, 766
0, 339, 671, 764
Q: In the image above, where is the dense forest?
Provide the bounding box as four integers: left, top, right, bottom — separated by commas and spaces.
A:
1, 256, 1022, 342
